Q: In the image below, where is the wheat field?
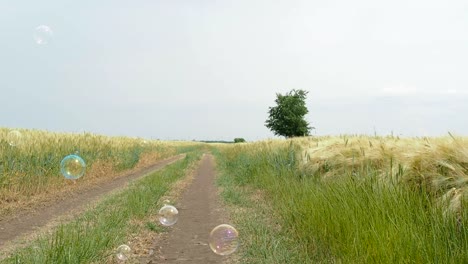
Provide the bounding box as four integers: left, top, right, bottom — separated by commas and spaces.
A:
0, 127, 195, 216
214, 135, 468, 262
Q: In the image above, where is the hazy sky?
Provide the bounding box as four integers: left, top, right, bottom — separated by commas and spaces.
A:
1, 0, 467, 140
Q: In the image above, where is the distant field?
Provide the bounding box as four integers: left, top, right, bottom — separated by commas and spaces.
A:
214, 135, 468, 263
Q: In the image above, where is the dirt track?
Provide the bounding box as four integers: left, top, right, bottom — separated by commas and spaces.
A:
0, 154, 185, 252
145, 154, 233, 263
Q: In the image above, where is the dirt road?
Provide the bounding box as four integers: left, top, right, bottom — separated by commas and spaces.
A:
146, 154, 233, 263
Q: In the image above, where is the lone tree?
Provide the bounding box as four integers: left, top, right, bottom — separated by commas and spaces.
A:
265, 89, 312, 138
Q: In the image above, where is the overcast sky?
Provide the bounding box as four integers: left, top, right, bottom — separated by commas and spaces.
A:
1, 0, 467, 140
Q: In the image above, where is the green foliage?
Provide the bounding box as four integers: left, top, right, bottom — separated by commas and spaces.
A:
234, 138, 246, 143
265, 89, 312, 138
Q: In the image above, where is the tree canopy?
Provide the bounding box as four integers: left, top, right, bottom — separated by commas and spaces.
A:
265, 89, 312, 138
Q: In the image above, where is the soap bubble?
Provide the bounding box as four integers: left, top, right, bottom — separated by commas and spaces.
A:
209, 224, 239, 255
60, 154, 86, 180
163, 199, 171, 205
116, 244, 131, 261
7, 130, 22, 146
158, 205, 178, 226
34, 25, 53, 45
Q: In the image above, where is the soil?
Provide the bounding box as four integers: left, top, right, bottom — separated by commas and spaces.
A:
0, 154, 185, 255
143, 154, 234, 264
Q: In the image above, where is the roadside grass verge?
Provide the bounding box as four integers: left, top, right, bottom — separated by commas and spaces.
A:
213, 139, 468, 263
213, 148, 309, 263
1, 150, 203, 263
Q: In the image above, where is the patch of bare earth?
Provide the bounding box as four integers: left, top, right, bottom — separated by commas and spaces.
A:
0, 154, 185, 259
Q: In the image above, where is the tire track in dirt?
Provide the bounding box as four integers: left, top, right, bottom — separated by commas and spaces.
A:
144, 154, 234, 264
0, 154, 185, 252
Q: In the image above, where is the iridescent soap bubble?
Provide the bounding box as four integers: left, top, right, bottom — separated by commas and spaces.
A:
34, 25, 53, 45
158, 205, 178, 226
7, 130, 22, 146
116, 244, 131, 261
209, 224, 239, 255
60, 154, 86, 180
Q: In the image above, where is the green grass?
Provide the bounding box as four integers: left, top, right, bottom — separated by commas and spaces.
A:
1, 150, 203, 264
213, 148, 308, 263
214, 141, 468, 263
218, 181, 308, 263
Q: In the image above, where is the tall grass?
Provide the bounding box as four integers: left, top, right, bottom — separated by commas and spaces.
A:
215, 136, 468, 263
0, 127, 199, 215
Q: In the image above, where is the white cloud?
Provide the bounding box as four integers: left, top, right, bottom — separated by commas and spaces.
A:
379, 85, 467, 97
380, 85, 421, 96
